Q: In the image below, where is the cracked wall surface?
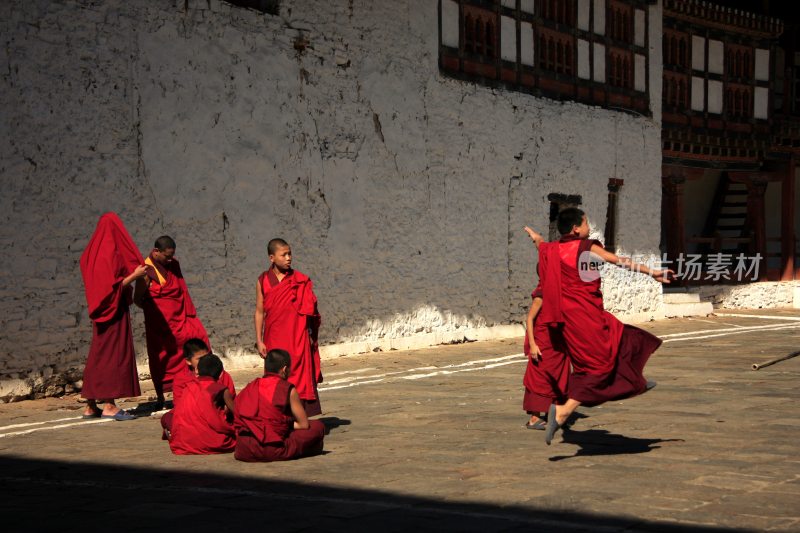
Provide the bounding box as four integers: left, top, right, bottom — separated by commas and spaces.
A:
0, 0, 664, 400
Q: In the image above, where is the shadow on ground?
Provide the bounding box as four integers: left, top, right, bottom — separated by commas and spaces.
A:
0, 455, 748, 532
549, 428, 685, 462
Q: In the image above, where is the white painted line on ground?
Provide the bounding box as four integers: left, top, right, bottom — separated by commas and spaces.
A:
320, 378, 398, 391
324, 354, 525, 386
0, 416, 82, 432
659, 322, 800, 338
401, 358, 526, 380
663, 324, 800, 343
712, 313, 800, 321
0, 418, 113, 438
324, 367, 378, 377
325, 366, 437, 385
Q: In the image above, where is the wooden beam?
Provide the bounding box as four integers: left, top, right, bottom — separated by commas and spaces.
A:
781, 159, 796, 281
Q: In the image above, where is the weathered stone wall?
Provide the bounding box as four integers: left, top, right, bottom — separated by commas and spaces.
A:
0, 0, 665, 400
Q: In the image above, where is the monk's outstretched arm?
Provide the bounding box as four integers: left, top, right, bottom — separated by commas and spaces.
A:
590, 244, 674, 284
524, 226, 544, 249
288, 388, 310, 430
254, 280, 267, 357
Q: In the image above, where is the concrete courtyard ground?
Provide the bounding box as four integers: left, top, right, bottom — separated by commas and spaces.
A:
1, 310, 799, 532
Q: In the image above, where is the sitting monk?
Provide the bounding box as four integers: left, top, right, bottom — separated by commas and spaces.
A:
161, 338, 236, 436
234, 349, 325, 462
168, 354, 236, 455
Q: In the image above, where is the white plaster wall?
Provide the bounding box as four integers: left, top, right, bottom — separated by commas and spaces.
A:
0, 0, 664, 400
692, 282, 796, 309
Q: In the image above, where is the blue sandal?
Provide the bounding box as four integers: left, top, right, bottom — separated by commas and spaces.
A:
101, 410, 136, 421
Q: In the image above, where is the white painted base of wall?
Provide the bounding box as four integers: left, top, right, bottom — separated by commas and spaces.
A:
690, 281, 798, 310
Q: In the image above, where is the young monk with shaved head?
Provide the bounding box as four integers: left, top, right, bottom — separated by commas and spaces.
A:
254, 238, 322, 416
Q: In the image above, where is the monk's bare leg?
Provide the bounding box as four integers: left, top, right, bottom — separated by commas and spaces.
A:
554, 399, 581, 425
83, 399, 101, 417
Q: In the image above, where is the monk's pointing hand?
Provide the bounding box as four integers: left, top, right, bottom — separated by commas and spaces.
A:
524, 226, 543, 247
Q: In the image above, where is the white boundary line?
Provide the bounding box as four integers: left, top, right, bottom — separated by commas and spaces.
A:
0, 418, 113, 439
712, 313, 800, 321
659, 322, 800, 338
0, 416, 82, 432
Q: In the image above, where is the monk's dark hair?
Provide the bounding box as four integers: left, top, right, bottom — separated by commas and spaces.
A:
557, 207, 585, 235
267, 238, 289, 255
154, 235, 176, 251
265, 349, 291, 374
183, 338, 209, 361
197, 353, 223, 380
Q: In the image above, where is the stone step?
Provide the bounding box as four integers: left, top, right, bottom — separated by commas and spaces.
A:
663, 301, 714, 318
663, 291, 702, 304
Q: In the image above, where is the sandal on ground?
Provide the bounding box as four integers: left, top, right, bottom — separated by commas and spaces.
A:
526, 419, 547, 430
81, 411, 102, 420
101, 410, 136, 421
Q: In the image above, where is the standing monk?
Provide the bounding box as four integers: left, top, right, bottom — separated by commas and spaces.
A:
80, 213, 148, 421
135, 236, 209, 408
254, 238, 322, 416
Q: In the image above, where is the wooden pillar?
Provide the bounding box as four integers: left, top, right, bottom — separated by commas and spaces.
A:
781, 159, 796, 281
747, 177, 768, 281
604, 178, 624, 252
662, 173, 686, 264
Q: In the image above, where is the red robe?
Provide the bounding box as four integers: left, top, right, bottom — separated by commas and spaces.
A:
538, 235, 661, 406
522, 285, 569, 414
80, 213, 143, 400
162, 366, 237, 435
141, 256, 209, 395
259, 269, 322, 416
169, 377, 235, 455
233, 374, 325, 462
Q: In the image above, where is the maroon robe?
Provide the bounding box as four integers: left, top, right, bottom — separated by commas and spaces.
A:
80, 213, 142, 400
141, 256, 209, 395
522, 286, 570, 413
233, 374, 325, 462
538, 235, 661, 406
258, 269, 322, 416
169, 377, 235, 455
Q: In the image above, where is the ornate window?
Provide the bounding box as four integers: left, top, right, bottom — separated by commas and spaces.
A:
438, 0, 650, 115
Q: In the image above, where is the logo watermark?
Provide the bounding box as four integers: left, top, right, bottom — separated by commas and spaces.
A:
577, 252, 762, 282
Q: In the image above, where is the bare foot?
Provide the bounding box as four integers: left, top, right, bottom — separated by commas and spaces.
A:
101, 405, 121, 417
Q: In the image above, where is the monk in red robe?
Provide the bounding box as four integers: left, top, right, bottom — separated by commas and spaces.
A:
254, 238, 322, 416
168, 354, 236, 455
524, 208, 672, 445
522, 288, 569, 429
80, 213, 148, 421
161, 338, 236, 436
135, 236, 209, 408
234, 349, 325, 462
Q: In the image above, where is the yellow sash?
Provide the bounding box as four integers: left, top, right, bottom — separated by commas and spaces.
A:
144, 256, 167, 286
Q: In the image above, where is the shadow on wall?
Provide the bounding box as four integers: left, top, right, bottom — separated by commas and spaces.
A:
0, 455, 746, 532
